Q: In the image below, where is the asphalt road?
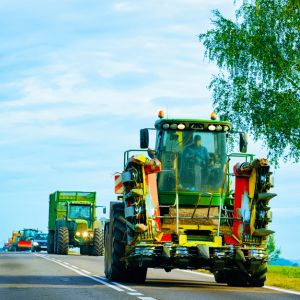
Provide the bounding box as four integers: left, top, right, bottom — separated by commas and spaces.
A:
0, 252, 299, 300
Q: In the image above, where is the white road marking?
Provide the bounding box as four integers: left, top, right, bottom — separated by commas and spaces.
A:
264, 285, 300, 296
178, 270, 214, 278
34, 254, 158, 299
112, 282, 137, 292
80, 269, 92, 274
128, 292, 144, 296
179, 269, 300, 296
70, 265, 79, 269
35, 254, 124, 292
99, 277, 137, 292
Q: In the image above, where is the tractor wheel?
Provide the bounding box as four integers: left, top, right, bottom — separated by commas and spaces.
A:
214, 270, 227, 284
47, 231, 55, 254
226, 263, 267, 287
56, 227, 69, 255
100, 229, 104, 256
249, 263, 268, 287
226, 270, 248, 287
104, 202, 147, 283
91, 228, 104, 256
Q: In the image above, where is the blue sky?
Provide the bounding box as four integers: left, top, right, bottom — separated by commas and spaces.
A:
0, 0, 299, 259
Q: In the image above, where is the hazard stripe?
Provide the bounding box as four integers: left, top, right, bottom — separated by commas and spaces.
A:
115, 174, 124, 194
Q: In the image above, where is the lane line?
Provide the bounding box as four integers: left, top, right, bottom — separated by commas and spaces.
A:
263, 285, 300, 296
94, 276, 137, 292
34, 254, 158, 299
80, 269, 92, 274
179, 269, 300, 296
178, 270, 214, 278
70, 265, 79, 269
35, 254, 124, 292
128, 292, 144, 296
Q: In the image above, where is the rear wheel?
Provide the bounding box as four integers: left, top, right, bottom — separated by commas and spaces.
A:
91, 228, 104, 256
214, 270, 227, 284
56, 227, 69, 255
226, 263, 267, 287
249, 263, 267, 287
47, 231, 55, 254
104, 202, 147, 283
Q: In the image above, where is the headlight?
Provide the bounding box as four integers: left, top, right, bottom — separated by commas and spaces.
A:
208, 124, 216, 131
82, 232, 88, 238
32, 242, 39, 246
75, 231, 81, 237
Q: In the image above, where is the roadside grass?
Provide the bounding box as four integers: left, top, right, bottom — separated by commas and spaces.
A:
266, 266, 300, 292
197, 266, 300, 292
68, 248, 80, 255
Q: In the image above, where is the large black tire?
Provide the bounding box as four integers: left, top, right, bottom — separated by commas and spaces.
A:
47, 231, 55, 254
226, 263, 267, 287
249, 263, 268, 287
104, 202, 147, 283
56, 227, 69, 255
214, 270, 227, 284
91, 228, 104, 256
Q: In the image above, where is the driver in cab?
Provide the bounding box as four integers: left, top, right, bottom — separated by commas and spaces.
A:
181, 134, 209, 190
183, 135, 209, 168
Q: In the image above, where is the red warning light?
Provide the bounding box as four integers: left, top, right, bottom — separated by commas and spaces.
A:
158, 110, 165, 119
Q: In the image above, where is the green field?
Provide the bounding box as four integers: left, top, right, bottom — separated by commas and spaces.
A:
266, 266, 300, 291
197, 266, 300, 292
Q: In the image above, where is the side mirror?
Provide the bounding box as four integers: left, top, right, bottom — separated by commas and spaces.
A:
103, 207, 106, 214
140, 128, 149, 149
239, 132, 248, 153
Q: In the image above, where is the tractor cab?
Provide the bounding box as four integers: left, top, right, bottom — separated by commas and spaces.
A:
140, 113, 238, 208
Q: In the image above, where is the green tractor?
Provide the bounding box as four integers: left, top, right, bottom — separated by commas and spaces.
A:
105, 112, 276, 286
48, 191, 104, 256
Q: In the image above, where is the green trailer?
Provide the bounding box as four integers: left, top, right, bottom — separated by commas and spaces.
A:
48, 191, 104, 256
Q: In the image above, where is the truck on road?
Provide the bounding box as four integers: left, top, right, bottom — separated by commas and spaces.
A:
48, 191, 104, 256
104, 112, 276, 287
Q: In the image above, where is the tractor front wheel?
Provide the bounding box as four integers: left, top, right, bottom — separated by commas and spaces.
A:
91, 228, 104, 256
104, 202, 147, 283
56, 227, 69, 255
47, 231, 55, 254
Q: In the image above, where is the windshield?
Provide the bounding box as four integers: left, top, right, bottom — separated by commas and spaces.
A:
69, 205, 91, 219
158, 130, 227, 194
34, 234, 48, 240
23, 229, 39, 237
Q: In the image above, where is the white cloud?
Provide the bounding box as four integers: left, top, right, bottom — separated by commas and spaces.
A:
113, 2, 138, 12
